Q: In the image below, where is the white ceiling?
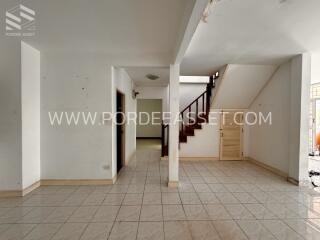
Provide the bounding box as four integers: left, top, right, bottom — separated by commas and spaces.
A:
181, 0, 320, 75
125, 67, 169, 86
2, 0, 194, 65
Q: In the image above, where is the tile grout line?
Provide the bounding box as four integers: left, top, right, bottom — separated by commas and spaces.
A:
135, 153, 148, 240
1, 148, 320, 239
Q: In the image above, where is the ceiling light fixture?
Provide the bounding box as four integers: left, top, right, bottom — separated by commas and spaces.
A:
146, 74, 159, 80
202, 0, 221, 23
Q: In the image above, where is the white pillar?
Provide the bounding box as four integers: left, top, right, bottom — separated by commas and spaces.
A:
168, 64, 180, 187
288, 53, 311, 185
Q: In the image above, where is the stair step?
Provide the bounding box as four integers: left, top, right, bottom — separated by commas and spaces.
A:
197, 114, 208, 123
192, 123, 202, 129
185, 132, 194, 137
180, 138, 187, 143
186, 121, 202, 128
184, 127, 194, 135
179, 134, 187, 143
197, 118, 206, 123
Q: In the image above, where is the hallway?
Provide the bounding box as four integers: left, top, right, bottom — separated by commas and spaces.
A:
1, 147, 320, 239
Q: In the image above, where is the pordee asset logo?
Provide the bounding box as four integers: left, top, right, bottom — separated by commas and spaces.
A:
5, 4, 35, 36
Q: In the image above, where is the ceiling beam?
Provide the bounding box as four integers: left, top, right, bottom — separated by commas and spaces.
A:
173, 0, 208, 65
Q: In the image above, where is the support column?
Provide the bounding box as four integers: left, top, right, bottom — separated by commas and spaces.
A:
288, 53, 311, 185
168, 64, 180, 187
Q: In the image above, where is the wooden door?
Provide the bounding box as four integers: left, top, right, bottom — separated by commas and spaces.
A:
116, 91, 125, 173
220, 111, 243, 160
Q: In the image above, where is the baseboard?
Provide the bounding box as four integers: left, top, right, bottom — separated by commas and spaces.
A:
136, 137, 161, 140
0, 180, 41, 198
180, 157, 219, 161
0, 176, 117, 198
246, 157, 288, 178
0, 190, 22, 198
125, 152, 136, 166
22, 181, 41, 196
112, 174, 117, 184
168, 181, 179, 188
161, 156, 219, 161
287, 177, 299, 186
41, 179, 114, 186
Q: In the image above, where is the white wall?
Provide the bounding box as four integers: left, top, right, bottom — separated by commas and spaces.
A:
311, 52, 320, 84
40, 51, 165, 182
179, 83, 207, 112
247, 54, 310, 183
136, 86, 169, 113
0, 39, 22, 191
179, 111, 220, 157
41, 52, 113, 180
21, 42, 40, 189
112, 68, 137, 178
0, 1, 22, 190
137, 99, 162, 138
247, 62, 291, 173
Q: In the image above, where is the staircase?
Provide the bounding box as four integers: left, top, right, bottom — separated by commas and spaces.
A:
161, 75, 217, 157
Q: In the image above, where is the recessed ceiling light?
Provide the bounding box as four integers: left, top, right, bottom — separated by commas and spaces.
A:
146, 74, 159, 80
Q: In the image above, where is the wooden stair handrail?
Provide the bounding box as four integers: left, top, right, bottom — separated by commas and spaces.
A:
180, 91, 207, 114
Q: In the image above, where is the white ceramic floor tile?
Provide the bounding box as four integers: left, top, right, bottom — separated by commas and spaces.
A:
137, 221, 164, 240
164, 221, 192, 240
116, 205, 141, 221
213, 220, 248, 240
24, 223, 62, 240
80, 222, 113, 240
260, 220, 304, 240
163, 205, 186, 221
109, 221, 138, 240
51, 223, 88, 240
0, 224, 36, 240
2, 144, 320, 240
140, 205, 163, 221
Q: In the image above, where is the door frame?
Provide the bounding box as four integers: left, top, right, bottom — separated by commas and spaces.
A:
219, 110, 244, 160
116, 90, 126, 173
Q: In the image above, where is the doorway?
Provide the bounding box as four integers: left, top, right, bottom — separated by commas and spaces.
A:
136, 99, 162, 150
116, 91, 125, 173
219, 110, 244, 160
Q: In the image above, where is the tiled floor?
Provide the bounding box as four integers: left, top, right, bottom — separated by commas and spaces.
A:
1, 146, 320, 239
